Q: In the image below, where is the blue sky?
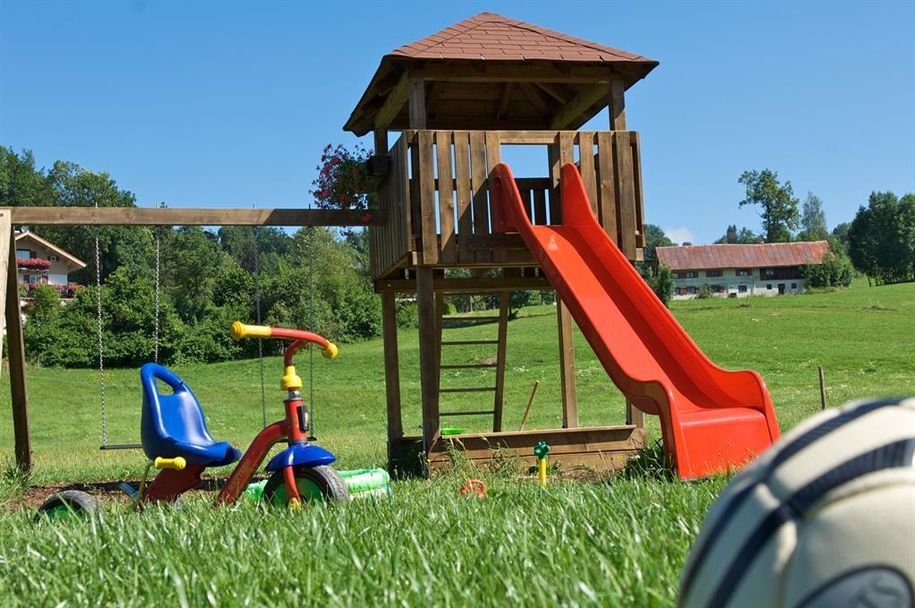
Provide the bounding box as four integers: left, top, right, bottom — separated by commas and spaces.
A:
1, 0, 912, 244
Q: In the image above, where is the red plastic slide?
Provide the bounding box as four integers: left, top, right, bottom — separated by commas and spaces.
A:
490, 163, 780, 479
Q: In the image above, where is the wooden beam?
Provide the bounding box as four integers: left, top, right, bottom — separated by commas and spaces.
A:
0, 211, 8, 381
373, 73, 409, 130
626, 399, 645, 428
408, 77, 427, 129
381, 292, 403, 464
518, 82, 551, 115
373, 129, 389, 157
8, 207, 386, 227
557, 299, 578, 428
374, 276, 550, 293
534, 82, 571, 104
550, 83, 611, 130
609, 79, 627, 130
416, 268, 439, 458
427, 424, 645, 473
492, 292, 509, 432
495, 83, 513, 120
5, 221, 31, 472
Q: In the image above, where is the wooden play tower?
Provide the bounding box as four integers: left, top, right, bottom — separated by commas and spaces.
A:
346, 13, 659, 474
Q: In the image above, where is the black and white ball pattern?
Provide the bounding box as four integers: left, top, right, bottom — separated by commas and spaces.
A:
680, 397, 915, 608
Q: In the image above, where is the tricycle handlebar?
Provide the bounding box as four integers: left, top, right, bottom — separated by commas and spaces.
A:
231, 322, 338, 360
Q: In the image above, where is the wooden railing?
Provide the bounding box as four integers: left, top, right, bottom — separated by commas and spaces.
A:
369, 135, 412, 278
369, 129, 644, 278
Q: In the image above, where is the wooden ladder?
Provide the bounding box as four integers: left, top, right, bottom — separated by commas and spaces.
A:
436, 293, 509, 432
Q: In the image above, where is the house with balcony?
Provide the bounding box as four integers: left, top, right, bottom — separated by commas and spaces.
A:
15, 230, 87, 298
656, 241, 830, 299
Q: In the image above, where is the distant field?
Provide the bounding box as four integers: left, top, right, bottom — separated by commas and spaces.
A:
0, 280, 913, 605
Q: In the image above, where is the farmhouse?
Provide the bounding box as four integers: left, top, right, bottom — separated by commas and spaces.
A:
656, 241, 830, 299
15, 230, 86, 298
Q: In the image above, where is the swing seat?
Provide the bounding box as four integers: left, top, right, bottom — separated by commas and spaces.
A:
140, 363, 241, 467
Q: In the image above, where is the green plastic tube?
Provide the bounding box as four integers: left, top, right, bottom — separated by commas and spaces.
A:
339, 468, 392, 498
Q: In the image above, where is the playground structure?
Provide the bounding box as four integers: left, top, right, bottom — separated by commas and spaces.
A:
2, 12, 780, 480
350, 12, 778, 477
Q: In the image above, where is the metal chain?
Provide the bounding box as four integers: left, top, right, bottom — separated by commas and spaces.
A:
307, 224, 315, 436
253, 221, 267, 428
95, 217, 107, 447
153, 218, 162, 363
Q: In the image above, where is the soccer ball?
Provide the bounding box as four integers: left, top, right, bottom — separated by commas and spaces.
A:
679, 397, 915, 608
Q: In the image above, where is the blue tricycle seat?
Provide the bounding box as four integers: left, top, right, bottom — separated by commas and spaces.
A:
140, 363, 241, 467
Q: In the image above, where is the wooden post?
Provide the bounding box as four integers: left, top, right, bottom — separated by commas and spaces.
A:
373, 129, 389, 157
4, 220, 31, 472
408, 76, 427, 129
557, 299, 578, 428
609, 79, 626, 131
626, 400, 644, 427
818, 366, 827, 410
492, 292, 509, 432
0, 211, 8, 380
548, 140, 579, 429
416, 267, 439, 457
381, 291, 403, 462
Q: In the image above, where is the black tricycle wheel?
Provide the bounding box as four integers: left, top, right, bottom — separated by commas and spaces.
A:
262, 465, 349, 506
36, 490, 100, 521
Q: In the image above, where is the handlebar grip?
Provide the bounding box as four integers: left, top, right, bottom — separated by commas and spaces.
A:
154, 456, 187, 470
322, 342, 338, 359
231, 321, 272, 340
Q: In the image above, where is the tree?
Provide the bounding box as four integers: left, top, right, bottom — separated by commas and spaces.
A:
714, 225, 764, 244
798, 192, 828, 241
641, 224, 674, 266
848, 191, 915, 284
0, 147, 55, 207
648, 264, 675, 307
831, 222, 851, 252
802, 242, 853, 289
737, 169, 799, 242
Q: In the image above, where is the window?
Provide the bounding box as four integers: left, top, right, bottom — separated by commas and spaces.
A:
676, 287, 686, 296
16, 249, 30, 260
675, 271, 698, 280
686, 286, 696, 295
49, 255, 59, 262
791, 283, 797, 289
761, 267, 803, 280
736, 268, 753, 277
706, 269, 723, 278
767, 284, 772, 290
738, 284, 748, 293
710, 285, 724, 293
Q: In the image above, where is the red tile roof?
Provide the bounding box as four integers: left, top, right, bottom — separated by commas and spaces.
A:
389, 12, 656, 64
656, 241, 831, 271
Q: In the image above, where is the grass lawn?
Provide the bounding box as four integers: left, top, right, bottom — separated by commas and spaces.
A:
1, 280, 913, 606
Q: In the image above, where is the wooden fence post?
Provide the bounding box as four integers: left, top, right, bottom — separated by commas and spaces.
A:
3, 217, 31, 472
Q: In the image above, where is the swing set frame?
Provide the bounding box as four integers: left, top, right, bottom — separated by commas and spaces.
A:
0, 206, 384, 473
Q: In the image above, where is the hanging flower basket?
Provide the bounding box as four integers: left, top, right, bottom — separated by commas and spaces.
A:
17, 258, 51, 270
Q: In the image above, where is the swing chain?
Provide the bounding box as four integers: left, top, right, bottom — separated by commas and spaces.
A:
153, 204, 165, 363
95, 213, 107, 447
307, 225, 315, 437
252, 221, 267, 428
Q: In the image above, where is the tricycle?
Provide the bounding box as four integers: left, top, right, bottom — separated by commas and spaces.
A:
38, 322, 349, 517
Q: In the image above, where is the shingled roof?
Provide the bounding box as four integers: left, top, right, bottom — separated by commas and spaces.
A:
656, 242, 831, 271
344, 12, 658, 135
390, 12, 654, 63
